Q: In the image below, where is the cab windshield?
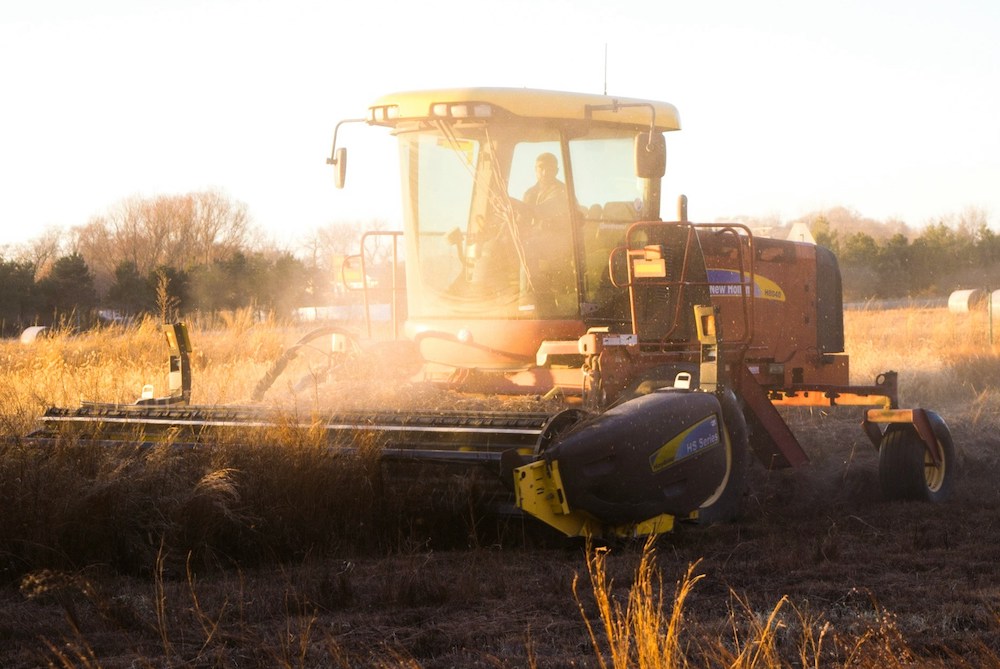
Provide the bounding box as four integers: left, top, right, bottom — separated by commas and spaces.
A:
397, 119, 649, 321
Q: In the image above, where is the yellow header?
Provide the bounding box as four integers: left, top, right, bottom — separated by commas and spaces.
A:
368, 87, 681, 131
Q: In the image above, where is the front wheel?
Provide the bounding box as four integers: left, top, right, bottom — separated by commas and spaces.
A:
878, 411, 956, 503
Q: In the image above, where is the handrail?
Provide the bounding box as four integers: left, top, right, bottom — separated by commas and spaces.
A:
349, 230, 405, 339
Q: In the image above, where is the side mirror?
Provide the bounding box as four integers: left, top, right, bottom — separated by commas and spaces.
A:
332, 147, 348, 189
634, 132, 666, 179
340, 254, 364, 290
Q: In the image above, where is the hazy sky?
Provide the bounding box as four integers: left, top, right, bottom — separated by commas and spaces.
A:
2, 0, 998, 250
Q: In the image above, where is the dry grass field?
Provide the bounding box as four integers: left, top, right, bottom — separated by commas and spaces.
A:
1, 305, 1000, 667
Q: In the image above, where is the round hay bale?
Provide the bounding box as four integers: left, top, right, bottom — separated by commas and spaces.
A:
19, 325, 49, 344
948, 289, 986, 313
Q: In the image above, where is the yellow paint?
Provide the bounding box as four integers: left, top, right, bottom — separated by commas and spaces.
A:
512, 459, 678, 538
369, 88, 682, 131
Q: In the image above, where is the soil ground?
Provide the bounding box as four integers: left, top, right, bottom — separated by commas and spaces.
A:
1, 405, 997, 668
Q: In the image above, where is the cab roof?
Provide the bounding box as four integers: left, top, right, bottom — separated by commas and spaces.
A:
368, 87, 681, 131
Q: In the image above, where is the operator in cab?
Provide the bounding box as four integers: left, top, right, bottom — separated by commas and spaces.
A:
514, 151, 575, 315
522, 152, 568, 224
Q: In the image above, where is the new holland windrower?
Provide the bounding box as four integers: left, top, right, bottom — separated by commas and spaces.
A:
35, 88, 956, 538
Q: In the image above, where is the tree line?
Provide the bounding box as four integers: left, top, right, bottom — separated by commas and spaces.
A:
804, 206, 998, 300
0, 250, 316, 336
2, 193, 994, 336
0, 190, 391, 337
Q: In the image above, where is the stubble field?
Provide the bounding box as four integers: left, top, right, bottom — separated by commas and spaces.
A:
1, 305, 999, 667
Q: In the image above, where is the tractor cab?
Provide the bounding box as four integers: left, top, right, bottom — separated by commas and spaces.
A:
331, 88, 691, 384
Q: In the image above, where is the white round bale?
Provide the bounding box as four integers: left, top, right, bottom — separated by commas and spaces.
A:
948, 289, 986, 313
20, 325, 49, 344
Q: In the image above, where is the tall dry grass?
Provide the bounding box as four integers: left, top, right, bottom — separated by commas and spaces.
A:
3, 305, 1000, 666
4, 305, 992, 427
574, 539, 698, 668
845, 304, 1000, 425
572, 539, 998, 669
1, 304, 997, 577
0, 313, 291, 433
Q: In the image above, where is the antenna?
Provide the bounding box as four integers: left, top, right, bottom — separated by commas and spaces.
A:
603, 43, 608, 95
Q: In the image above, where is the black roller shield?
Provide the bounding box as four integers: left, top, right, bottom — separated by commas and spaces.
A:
544, 389, 729, 524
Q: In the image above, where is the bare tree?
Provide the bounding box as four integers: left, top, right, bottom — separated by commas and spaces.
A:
296, 219, 397, 302
792, 207, 912, 243
14, 226, 64, 281
191, 190, 250, 264
951, 205, 991, 237
308, 218, 396, 270
73, 190, 254, 288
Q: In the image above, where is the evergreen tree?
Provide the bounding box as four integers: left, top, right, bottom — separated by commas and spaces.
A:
0, 258, 38, 335
107, 261, 155, 315
36, 254, 98, 325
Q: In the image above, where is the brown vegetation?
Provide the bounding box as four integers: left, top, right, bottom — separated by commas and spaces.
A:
1, 306, 1000, 667
72, 190, 252, 289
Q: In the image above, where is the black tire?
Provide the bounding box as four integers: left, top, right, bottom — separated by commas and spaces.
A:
696, 389, 751, 524
878, 411, 955, 503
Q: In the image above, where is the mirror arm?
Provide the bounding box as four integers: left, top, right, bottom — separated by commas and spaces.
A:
327, 117, 367, 189
327, 118, 367, 166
